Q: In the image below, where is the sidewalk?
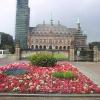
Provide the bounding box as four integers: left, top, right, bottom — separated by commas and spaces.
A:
0, 55, 17, 66
0, 55, 28, 66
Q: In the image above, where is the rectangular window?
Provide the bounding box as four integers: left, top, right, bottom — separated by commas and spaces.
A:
49, 39, 52, 43
36, 39, 38, 43
44, 39, 46, 43
0, 51, 2, 54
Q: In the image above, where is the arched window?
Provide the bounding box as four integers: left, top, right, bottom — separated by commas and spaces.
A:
39, 45, 42, 49
49, 39, 52, 44
43, 46, 46, 50
55, 46, 58, 49
59, 46, 62, 50
31, 45, 34, 49
67, 46, 70, 50
35, 45, 38, 49
49, 45, 52, 49
44, 39, 46, 43
63, 46, 66, 50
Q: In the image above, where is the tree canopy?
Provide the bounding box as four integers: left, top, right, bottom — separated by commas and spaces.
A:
0, 32, 14, 53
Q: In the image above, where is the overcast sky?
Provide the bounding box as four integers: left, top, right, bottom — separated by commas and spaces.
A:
0, 0, 100, 43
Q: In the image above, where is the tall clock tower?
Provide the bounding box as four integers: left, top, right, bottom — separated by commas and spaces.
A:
15, 0, 30, 49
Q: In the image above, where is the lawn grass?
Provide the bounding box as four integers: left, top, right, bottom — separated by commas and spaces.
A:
53, 53, 68, 60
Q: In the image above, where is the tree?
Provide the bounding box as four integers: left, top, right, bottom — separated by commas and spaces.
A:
0, 32, 15, 53
89, 42, 100, 50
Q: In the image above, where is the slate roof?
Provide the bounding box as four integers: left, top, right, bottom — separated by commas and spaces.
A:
29, 24, 79, 36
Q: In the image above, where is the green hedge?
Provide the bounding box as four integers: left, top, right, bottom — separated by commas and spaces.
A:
52, 71, 77, 79
28, 53, 57, 67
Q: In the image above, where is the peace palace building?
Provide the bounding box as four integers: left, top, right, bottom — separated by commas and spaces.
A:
15, 0, 87, 50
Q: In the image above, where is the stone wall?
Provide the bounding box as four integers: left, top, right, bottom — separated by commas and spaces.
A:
93, 46, 100, 62
98, 51, 100, 61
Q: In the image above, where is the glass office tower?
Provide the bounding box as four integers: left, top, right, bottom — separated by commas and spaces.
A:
15, 0, 30, 49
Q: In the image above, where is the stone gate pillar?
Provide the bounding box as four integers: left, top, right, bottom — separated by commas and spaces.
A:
93, 46, 99, 62
69, 46, 75, 61
15, 42, 21, 60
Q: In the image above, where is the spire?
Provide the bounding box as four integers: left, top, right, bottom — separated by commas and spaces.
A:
76, 18, 81, 32
43, 20, 45, 25
58, 20, 60, 25
50, 12, 53, 25
77, 18, 80, 24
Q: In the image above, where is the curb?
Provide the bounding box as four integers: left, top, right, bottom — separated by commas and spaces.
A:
0, 93, 100, 97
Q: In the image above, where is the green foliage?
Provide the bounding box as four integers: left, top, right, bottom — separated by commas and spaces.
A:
52, 71, 77, 79
89, 42, 100, 50
29, 53, 57, 67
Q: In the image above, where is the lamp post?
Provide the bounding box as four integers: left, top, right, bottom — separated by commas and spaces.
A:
77, 49, 80, 62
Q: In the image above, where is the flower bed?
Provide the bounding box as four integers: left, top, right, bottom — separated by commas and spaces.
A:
0, 63, 100, 94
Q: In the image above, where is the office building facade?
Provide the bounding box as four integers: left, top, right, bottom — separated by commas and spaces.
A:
15, 0, 30, 49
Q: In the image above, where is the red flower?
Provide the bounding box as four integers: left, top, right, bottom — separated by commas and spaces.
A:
95, 87, 100, 93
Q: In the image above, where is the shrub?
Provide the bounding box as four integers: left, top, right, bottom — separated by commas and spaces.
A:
28, 53, 57, 67
52, 71, 77, 79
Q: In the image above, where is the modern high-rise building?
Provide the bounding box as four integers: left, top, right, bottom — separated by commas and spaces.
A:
15, 0, 30, 49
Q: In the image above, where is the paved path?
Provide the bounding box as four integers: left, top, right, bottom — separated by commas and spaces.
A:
0, 96, 100, 100
70, 62, 100, 86
0, 55, 17, 66
0, 55, 26, 66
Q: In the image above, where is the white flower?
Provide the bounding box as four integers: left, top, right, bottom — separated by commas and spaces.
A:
72, 87, 76, 89
40, 80, 45, 84
36, 85, 41, 91
84, 83, 88, 87
52, 81, 56, 84
13, 87, 20, 91
19, 80, 23, 83
29, 82, 33, 86
27, 75, 31, 79
90, 91, 94, 93
35, 74, 39, 78
25, 82, 27, 85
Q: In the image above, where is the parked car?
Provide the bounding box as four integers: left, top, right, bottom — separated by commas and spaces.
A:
0, 50, 9, 58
